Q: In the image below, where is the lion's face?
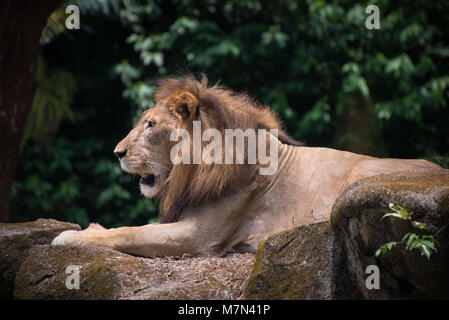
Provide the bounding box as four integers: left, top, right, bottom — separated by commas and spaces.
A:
114, 102, 178, 198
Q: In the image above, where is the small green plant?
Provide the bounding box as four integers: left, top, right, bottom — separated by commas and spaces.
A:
374, 203, 438, 260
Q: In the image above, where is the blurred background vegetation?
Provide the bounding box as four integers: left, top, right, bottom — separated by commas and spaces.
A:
11, 0, 449, 228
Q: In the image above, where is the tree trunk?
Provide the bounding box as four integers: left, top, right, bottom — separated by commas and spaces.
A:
0, 0, 61, 222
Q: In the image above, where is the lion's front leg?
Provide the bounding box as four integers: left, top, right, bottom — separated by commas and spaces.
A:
52, 220, 199, 257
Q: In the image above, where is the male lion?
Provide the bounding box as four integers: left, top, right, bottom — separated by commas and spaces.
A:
52, 76, 439, 257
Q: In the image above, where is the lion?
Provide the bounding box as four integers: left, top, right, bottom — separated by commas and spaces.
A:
52, 76, 440, 257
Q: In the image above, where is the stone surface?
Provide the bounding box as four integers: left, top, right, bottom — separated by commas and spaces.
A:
331, 168, 449, 299
14, 244, 254, 300
243, 221, 361, 299
0, 218, 80, 299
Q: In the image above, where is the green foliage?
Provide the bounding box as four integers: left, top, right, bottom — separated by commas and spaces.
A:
40, 8, 68, 45
402, 233, 438, 260
374, 241, 398, 258
12, 3, 157, 228
381, 203, 410, 220
375, 203, 438, 260
104, 0, 449, 158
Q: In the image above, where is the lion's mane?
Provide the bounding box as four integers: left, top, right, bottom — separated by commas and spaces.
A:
155, 76, 303, 223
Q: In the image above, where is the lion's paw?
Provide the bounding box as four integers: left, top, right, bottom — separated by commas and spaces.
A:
51, 230, 84, 246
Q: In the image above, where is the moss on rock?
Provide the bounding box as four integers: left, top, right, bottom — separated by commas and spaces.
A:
0, 218, 80, 299
243, 221, 359, 299
331, 168, 449, 299
13, 244, 254, 299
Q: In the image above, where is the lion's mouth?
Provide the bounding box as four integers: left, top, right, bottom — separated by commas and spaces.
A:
139, 174, 155, 187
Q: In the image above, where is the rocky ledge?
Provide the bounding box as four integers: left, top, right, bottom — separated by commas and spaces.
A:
0, 219, 253, 299
331, 168, 449, 299
245, 168, 449, 300
0, 219, 80, 299
1, 168, 448, 300
14, 244, 254, 299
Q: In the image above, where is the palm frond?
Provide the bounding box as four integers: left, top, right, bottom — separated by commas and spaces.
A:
22, 54, 77, 148
40, 7, 67, 45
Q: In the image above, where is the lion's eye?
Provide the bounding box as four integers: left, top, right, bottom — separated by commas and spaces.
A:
146, 120, 156, 129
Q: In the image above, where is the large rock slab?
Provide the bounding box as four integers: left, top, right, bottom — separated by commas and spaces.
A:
243, 221, 361, 299
14, 244, 254, 300
0, 219, 80, 299
331, 168, 449, 299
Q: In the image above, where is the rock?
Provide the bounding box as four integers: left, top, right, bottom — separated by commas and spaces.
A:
1, 218, 253, 300
243, 221, 361, 299
0, 218, 80, 299
14, 244, 254, 300
331, 168, 449, 299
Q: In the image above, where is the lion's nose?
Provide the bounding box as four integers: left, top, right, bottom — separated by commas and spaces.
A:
114, 149, 127, 159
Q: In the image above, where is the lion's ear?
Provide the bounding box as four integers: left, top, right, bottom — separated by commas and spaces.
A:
167, 90, 199, 121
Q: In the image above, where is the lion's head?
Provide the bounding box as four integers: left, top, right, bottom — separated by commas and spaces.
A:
114, 76, 303, 223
